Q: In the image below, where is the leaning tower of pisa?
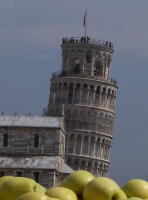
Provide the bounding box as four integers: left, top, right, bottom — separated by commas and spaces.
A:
44, 36, 118, 176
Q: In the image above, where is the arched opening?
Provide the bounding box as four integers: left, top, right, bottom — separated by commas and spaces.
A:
95, 86, 100, 106
67, 83, 74, 104
65, 109, 71, 128
34, 134, 39, 148
94, 60, 103, 76
89, 137, 94, 156
75, 135, 81, 154
57, 83, 62, 103
101, 87, 106, 107
73, 59, 81, 74
62, 83, 67, 103
88, 161, 92, 172
71, 110, 78, 129
88, 85, 95, 105
82, 136, 88, 155
81, 160, 86, 170
81, 84, 88, 104
107, 88, 111, 109
86, 51, 92, 63
68, 135, 74, 153
95, 138, 100, 158
78, 111, 85, 129
94, 162, 98, 175
74, 159, 79, 170
3, 133, 8, 147
74, 83, 81, 104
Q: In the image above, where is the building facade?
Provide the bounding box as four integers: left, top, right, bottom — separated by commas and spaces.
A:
44, 36, 118, 176
0, 115, 73, 187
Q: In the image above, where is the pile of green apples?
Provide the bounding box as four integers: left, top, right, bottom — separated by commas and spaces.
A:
0, 171, 148, 200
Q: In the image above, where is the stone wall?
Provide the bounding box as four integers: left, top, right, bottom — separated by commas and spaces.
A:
0, 126, 65, 157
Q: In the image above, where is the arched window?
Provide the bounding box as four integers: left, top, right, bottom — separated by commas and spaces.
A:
3, 133, 8, 147
34, 134, 39, 148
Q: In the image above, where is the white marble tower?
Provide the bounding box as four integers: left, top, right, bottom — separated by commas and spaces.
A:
44, 36, 118, 176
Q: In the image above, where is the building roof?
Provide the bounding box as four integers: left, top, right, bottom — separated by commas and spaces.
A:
0, 115, 63, 128
0, 156, 73, 173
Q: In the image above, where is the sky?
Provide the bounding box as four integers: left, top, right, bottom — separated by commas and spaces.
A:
0, 0, 148, 186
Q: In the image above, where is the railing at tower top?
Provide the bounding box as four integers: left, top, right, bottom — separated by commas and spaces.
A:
51, 71, 117, 85
62, 37, 114, 51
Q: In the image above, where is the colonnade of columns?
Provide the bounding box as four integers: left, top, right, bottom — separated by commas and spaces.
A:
49, 81, 116, 111
47, 105, 114, 135
66, 134, 111, 161
66, 156, 109, 176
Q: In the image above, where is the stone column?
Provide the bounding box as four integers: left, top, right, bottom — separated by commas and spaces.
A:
86, 86, 90, 105
91, 160, 95, 174
80, 135, 84, 155
99, 89, 102, 107
87, 137, 91, 155
107, 143, 111, 160
93, 137, 98, 157
113, 95, 116, 111
72, 84, 76, 104
106, 93, 110, 109
99, 138, 103, 158
79, 85, 83, 104
93, 88, 96, 106
91, 52, 95, 76
73, 135, 77, 154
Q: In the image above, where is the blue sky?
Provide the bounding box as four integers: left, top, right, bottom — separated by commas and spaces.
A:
0, 0, 148, 185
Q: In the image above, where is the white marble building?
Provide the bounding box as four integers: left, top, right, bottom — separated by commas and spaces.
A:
0, 115, 73, 187
44, 36, 118, 176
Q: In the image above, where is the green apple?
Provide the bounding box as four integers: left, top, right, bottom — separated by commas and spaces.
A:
16, 192, 59, 200
83, 177, 127, 200
122, 179, 148, 198
46, 186, 78, 200
0, 176, 13, 186
127, 198, 143, 200
35, 182, 47, 193
0, 176, 46, 200
60, 170, 94, 195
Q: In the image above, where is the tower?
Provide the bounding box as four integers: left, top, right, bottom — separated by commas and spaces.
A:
44, 36, 118, 176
